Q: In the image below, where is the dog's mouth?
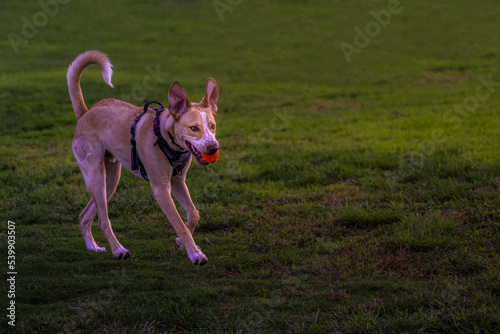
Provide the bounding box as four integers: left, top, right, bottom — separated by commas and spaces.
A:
185, 141, 209, 165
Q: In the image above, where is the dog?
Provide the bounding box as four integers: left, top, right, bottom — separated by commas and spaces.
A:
67, 50, 219, 265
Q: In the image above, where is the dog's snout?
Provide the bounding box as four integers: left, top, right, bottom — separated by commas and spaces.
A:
206, 142, 219, 155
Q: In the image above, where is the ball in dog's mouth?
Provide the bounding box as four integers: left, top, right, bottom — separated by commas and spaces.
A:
200, 151, 219, 163
185, 141, 219, 165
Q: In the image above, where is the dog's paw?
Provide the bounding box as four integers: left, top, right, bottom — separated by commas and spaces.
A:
112, 246, 131, 260
174, 238, 184, 250
189, 250, 208, 266
85, 239, 106, 252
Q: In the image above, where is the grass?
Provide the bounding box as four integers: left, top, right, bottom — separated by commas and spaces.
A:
1, 0, 500, 332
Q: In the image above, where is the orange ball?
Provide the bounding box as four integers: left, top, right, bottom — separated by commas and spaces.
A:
200, 150, 219, 163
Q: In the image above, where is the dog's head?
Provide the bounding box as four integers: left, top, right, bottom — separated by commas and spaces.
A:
167, 78, 219, 165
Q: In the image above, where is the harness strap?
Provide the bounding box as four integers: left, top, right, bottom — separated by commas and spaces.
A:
130, 102, 154, 181
152, 109, 191, 176
130, 101, 191, 181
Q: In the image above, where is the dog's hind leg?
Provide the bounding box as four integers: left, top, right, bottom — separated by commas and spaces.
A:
87, 160, 129, 259
74, 136, 129, 259
79, 198, 105, 252
78, 156, 122, 253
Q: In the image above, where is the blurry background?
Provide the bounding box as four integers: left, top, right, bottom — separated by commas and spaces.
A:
0, 0, 499, 332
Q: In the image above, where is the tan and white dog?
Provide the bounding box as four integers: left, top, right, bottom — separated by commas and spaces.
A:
68, 50, 219, 265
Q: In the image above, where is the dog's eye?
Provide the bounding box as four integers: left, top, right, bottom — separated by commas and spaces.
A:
211, 124, 216, 130
190, 126, 199, 132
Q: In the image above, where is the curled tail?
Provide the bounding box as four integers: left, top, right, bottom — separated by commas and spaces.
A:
67, 50, 114, 121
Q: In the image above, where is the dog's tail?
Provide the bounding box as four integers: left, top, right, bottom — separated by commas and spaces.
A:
67, 50, 114, 121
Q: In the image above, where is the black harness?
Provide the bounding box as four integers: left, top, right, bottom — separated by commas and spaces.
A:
130, 101, 191, 180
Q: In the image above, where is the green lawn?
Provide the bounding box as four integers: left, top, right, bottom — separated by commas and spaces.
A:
1, 0, 499, 333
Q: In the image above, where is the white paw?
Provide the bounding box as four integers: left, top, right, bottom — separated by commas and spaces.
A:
112, 245, 131, 260
85, 238, 106, 252
189, 250, 208, 266
174, 238, 184, 250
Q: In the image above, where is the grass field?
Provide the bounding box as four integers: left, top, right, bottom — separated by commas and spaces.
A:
1, 0, 500, 332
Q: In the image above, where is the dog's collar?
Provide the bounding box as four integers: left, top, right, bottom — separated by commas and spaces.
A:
130, 101, 191, 181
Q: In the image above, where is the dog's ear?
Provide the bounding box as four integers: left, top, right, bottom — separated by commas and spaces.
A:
168, 80, 191, 118
202, 77, 219, 116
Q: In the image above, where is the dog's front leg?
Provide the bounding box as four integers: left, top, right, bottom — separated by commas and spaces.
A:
171, 177, 200, 250
150, 180, 207, 266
